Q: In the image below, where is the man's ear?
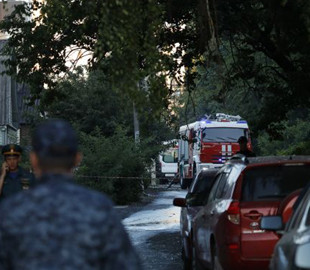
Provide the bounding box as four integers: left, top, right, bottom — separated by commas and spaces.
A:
74, 152, 82, 168
30, 152, 39, 170
30, 152, 42, 177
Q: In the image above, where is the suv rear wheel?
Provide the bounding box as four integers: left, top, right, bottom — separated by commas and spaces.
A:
211, 243, 222, 270
180, 176, 191, 189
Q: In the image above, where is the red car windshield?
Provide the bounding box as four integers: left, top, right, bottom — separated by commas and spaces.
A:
241, 165, 310, 201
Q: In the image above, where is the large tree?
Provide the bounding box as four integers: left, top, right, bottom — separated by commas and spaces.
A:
2, 0, 310, 141
0, 0, 172, 109
45, 68, 175, 141
0, 0, 215, 107
175, 0, 310, 140
213, 0, 310, 133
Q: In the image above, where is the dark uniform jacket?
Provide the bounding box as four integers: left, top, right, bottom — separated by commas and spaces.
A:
0, 174, 141, 270
1, 167, 36, 200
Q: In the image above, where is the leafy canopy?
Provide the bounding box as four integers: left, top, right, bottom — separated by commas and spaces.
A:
0, 0, 171, 107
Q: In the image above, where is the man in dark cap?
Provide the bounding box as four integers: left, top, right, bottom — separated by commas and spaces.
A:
236, 136, 256, 157
0, 144, 36, 200
0, 119, 141, 270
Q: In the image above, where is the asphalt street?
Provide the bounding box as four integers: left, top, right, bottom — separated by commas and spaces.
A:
119, 187, 187, 270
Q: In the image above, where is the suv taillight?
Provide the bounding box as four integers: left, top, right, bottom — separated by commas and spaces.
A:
227, 201, 240, 225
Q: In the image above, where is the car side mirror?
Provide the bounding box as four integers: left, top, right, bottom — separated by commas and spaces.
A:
260, 216, 284, 230
295, 242, 310, 268
173, 198, 187, 207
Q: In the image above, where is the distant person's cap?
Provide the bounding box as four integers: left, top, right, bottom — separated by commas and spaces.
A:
32, 119, 78, 158
238, 136, 248, 144
1, 144, 23, 156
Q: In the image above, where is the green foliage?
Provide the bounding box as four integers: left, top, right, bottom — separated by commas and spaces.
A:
0, 0, 217, 133
76, 126, 151, 204
175, 0, 310, 157
214, 1, 310, 131
0, 0, 171, 110
176, 0, 310, 153
45, 68, 133, 135
257, 112, 310, 155
44, 69, 174, 142
40, 70, 170, 203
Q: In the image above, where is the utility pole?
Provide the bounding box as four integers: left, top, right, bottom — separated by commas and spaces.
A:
133, 102, 140, 144
133, 77, 149, 143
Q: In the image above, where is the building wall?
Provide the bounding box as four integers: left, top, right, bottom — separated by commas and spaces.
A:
0, 125, 18, 145
0, 40, 13, 126
0, 0, 36, 146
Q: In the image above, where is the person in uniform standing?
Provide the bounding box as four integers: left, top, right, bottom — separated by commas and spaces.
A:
0, 119, 141, 270
236, 136, 256, 157
0, 144, 36, 200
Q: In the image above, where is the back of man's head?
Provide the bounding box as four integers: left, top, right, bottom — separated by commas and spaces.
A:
237, 136, 248, 144
32, 119, 79, 171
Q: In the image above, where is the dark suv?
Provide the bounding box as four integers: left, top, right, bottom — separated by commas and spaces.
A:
192, 156, 310, 270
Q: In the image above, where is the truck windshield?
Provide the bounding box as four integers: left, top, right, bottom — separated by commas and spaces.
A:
202, 128, 247, 143
162, 149, 178, 163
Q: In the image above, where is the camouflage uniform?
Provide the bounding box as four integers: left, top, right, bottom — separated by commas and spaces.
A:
0, 173, 142, 270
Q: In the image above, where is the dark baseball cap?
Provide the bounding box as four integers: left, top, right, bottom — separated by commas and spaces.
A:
32, 119, 78, 158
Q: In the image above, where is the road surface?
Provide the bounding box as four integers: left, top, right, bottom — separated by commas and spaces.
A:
121, 188, 187, 270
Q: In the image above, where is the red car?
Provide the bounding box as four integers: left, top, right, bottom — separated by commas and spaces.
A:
173, 168, 218, 270
192, 156, 310, 270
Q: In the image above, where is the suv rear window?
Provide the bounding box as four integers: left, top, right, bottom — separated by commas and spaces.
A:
241, 165, 310, 201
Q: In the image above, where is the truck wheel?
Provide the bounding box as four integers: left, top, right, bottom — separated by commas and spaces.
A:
193, 165, 197, 180
180, 176, 188, 189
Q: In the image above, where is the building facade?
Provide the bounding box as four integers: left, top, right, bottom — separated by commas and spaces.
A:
0, 1, 32, 146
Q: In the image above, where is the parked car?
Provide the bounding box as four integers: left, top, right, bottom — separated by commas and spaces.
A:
192, 155, 310, 270
261, 183, 310, 270
173, 168, 218, 270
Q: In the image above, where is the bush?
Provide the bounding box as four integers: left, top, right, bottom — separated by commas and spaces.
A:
257, 115, 310, 155
75, 126, 152, 204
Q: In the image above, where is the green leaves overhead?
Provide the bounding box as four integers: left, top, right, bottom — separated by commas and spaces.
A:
0, 0, 170, 106
214, 0, 310, 128
2, 0, 310, 146
177, 0, 310, 139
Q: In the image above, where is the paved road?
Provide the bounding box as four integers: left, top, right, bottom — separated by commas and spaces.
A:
121, 188, 187, 270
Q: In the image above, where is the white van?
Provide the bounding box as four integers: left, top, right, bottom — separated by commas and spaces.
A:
156, 144, 178, 183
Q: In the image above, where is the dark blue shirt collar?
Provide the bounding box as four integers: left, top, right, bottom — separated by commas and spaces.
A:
39, 173, 74, 184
